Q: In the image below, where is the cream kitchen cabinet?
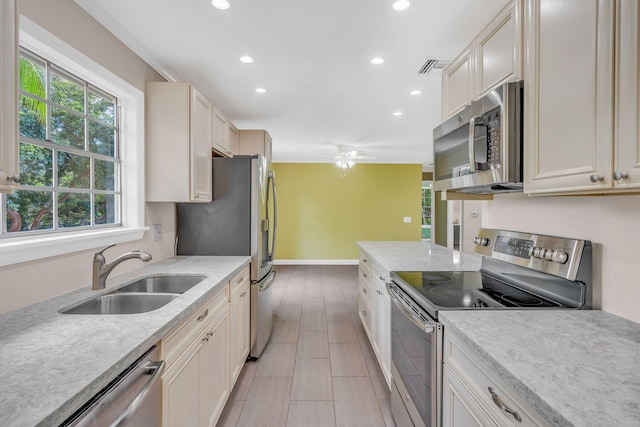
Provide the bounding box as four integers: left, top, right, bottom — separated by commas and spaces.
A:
524, 0, 640, 195
146, 82, 213, 202
0, 0, 20, 193
161, 284, 230, 427
229, 266, 250, 386
228, 122, 239, 156
474, 0, 522, 99
358, 251, 392, 388
442, 44, 473, 120
443, 331, 551, 427
212, 107, 235, 158
442, 0, 523, 121
237, 129, 273, 161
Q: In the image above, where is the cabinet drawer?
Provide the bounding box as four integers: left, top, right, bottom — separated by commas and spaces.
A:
444, 333, 550, 427
162, 286, 229, 365
230, 266, 250, 301
358, 294, 373, 337
359, 277, 372, 306
359, 252, 373, 274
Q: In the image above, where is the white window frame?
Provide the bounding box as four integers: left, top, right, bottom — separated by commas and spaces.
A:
0, 17, 147, 267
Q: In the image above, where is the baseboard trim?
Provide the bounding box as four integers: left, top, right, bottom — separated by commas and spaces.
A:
274, 259, 359, 265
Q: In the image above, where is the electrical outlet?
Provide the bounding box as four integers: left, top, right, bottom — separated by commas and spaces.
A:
403, 216, 412, 223
152, 224, 162, 241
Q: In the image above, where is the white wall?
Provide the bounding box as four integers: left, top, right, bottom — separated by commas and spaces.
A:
483, 193, 640, 323
0, 0, 173, 314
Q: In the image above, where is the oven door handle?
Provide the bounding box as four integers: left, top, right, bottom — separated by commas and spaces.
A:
386, 282, 435, 333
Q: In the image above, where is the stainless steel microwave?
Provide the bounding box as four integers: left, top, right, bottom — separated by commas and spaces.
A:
433, 81, 523, 194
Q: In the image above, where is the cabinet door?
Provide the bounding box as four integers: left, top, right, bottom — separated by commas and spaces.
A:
201, 308, 230, 427
162, 339, 203, 427
442, 44, 473, 120
228, 122, 239, 156
212, 108, 230, 156
190, 88, 213, 201
229, 286, 249, 386
524, 0, 615, 194
614, 0, 640, 189
442, 367, 499, 427
475, 0, 522, 98
0, 0, 19, 193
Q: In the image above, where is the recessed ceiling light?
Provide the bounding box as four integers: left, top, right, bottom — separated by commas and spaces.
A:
211, 0, 230, 10
240, 56, 254, 64
393, 111, 403, 116
410, 90, 422, 95
392, 0, 411, 11
371, 57, 385, 65
255, 88, 266, 93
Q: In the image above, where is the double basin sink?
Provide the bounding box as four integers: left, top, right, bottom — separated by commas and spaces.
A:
60, 275, 207, 315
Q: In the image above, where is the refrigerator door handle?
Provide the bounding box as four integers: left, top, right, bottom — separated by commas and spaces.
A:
267, 170, 277, 262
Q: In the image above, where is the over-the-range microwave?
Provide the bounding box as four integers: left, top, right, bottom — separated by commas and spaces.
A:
433, 81, 523, 194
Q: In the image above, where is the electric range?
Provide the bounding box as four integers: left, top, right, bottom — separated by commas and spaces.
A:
387, 228, 592, 427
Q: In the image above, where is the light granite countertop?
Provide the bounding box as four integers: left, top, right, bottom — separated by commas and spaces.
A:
357, 240, 482, 272
440, 310, 640, 427
0, 255, 250, 427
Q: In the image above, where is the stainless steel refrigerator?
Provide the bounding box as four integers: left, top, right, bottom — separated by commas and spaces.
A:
176, 155, 277, 358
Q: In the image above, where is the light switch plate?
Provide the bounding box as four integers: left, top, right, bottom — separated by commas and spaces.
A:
152, 224, 162, 241
403, 216, 412, 223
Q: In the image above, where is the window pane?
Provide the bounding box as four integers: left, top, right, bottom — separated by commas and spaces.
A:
6, 190, 54, 232
58, 152, 90, 189
19, 56, 46, 98
95, 159, 115, 190
51, 106, 85, 149
89, 91, 115, 125
50, 70, 84, 113
58, 192, 91, 228
19, 95, 46, 140
89, 121, 115, 157
20, 143, 53, 187
95, 194, 117, 225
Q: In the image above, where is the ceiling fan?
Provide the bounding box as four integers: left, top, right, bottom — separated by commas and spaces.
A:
316, 145, 372, 169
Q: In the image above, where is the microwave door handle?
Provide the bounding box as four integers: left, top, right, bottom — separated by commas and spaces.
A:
468, 116, 477, 171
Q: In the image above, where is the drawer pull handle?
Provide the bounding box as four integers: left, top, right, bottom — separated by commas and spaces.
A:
237, 276, 244, 284
488, 387, 522, 422
379, 276, 385, 281
363, 310, 367, 316
363, 288, 367, 293
363, 259, 368, 263
363, 273, 367, 278
197, 308, 209, 322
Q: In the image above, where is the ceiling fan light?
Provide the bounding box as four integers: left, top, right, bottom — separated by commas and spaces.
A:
211, 0, 230, 10
393, 0, 411, 11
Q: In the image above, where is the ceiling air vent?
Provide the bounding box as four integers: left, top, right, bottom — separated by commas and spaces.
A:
418, 58, 451, 74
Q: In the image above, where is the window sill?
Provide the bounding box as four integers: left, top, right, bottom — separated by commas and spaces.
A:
0, 227, 148, 267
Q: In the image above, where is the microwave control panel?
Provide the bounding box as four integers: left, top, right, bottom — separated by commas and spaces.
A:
485, 111, 500, 166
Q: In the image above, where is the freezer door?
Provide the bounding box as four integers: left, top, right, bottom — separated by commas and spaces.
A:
250, 268, 277, 358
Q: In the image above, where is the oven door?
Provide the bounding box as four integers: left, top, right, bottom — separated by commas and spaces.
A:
387, 282, 442, 427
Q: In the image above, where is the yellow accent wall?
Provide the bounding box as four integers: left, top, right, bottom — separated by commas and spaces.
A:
272, 163, 422, 260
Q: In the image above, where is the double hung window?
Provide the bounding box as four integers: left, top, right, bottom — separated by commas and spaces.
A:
2, 49, 121, 236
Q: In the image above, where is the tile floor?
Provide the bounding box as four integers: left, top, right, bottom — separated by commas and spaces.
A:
217, 265, 394, 427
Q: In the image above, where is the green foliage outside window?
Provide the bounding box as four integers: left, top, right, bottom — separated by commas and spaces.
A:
3, 50, 120, 234
422, 186, 432, 226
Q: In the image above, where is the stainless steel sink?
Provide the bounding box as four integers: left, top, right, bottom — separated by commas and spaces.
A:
115, 275, 206, 294
60, 293, 180, 315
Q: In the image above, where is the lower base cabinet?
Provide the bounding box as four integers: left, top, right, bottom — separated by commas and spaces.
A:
160, 265, 250, 427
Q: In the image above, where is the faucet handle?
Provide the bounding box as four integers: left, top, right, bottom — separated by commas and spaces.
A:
95, 243, 116, 257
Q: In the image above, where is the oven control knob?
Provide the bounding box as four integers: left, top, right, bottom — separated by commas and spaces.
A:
544, 249, 554, 261
533, 247, 543, 258
473, 236, 480, 245
552, 250, 569, 264
481, 238, 491, 247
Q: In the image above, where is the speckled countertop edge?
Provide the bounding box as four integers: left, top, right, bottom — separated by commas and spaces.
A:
439, 310, 640, 427
0, 256, 250, 427
356, 240, 482, 272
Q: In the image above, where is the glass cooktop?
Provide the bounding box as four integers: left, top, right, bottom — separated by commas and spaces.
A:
391, 270, 563, 320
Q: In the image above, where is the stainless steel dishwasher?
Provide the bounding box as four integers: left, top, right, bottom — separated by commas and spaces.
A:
60, 345, 165, 427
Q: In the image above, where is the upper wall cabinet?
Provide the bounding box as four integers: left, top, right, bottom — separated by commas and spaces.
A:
146, 82, 213, 202
442, 0, 523, 121
442, 44, 473, 120
213, 107, 237, 157
524, 0, 640, 195
474, 0, 522, 98
237, 130, 272, 161
0, 0, 19, 193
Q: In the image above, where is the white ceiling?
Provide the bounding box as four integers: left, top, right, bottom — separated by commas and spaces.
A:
75, 0, 508, 165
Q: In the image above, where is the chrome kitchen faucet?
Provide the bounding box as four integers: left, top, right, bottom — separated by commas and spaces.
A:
92, 244, 152, 290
